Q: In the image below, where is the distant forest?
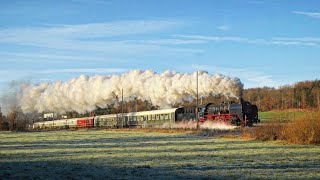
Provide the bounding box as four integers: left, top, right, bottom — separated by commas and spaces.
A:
243, 80, 320, 111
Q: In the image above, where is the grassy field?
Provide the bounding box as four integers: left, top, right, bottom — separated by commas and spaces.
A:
0, 130, 319, 179
259, 111, 308, 122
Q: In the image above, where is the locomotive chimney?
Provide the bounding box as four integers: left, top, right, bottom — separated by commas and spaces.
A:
239, 88, 244, 104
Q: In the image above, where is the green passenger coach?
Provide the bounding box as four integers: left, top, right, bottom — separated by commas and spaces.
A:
125, 108, 179, 127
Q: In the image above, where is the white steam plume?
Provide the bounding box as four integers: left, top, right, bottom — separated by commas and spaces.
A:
19, 70, 243, 113
160, 121, 237, 130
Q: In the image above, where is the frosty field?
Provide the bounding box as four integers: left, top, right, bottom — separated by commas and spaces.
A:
0, 130, 319, 179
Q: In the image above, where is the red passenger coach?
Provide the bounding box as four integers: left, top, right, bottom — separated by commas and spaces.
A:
77, 118, 94, 127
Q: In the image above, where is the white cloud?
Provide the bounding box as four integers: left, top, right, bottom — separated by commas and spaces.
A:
0, 20, 209, 58
217, 25, 230, 31
273, 37, 320, 42
40, 68, 127, 74
0, 20, 183, 40
176, 35, 320, 47
294, 11, 320, 19
128, 38, 207, 45
271, 37, 320, 46
0, 20, 191, 54
175, 35, 247, 42
0, 52, 107, 62
270, 41, 318, 46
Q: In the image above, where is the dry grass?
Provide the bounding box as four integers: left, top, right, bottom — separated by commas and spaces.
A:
252, 122, 284, 141
282, 112, 320, 144
248, 112, 320, 145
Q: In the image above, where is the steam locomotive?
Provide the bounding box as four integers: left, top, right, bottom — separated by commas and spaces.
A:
176, 99, 259, 126
201, 100, 260, 126
33, 100, 259, 129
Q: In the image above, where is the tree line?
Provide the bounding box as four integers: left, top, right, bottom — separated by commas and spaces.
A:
0, 106, 39, 131
243, 80, 320, 111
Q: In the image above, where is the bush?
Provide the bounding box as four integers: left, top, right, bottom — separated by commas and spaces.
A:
251, 122, 284, 141
249, 112, 320, 145
282, 112, 320, 145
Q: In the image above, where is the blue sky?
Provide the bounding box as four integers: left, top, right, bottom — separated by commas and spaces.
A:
1, 0, 320, 96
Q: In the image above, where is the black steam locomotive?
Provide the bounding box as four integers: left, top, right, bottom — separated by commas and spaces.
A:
176, 99, 260, 126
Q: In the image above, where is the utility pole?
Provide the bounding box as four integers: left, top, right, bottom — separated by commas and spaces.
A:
134, 96, 137, 112
112, 92, 119, 127
196, 71, 199, 130
121, 89, 124, 128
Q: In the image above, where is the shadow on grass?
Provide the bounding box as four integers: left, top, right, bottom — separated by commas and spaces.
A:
1, 158, 319, 180
0, 160, 236, 180
1, 131, 320, 179
0, 133, 313, 151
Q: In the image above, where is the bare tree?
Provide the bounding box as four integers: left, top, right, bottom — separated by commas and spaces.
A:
7, 106, 20, 130
0, 107, 2, 124
6, 105, 40, 131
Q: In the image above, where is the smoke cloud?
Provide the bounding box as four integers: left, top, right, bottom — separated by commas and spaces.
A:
0, 80, 25, 115
19, 70, 243, 113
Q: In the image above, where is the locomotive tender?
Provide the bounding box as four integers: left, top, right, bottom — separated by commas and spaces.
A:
33, 100, 259, 130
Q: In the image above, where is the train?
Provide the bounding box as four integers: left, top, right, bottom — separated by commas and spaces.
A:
33, 100, 259, 130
